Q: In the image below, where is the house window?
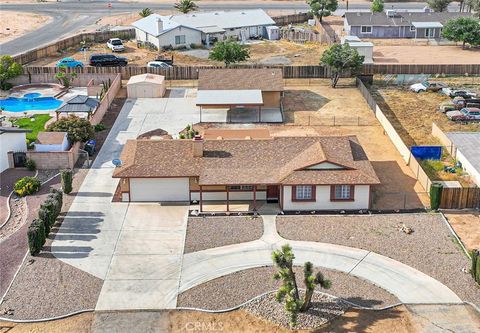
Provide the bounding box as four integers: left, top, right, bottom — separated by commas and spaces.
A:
228, 185, 254, 191
293, 185, 315, 201
360, 26, 372, 34
175, 35, 186, 45
331, 185, 354, 201
410, 26, 416, 31
425, 28, 434, 38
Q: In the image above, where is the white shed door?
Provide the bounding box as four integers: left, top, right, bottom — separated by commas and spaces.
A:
130, 178, 190, 202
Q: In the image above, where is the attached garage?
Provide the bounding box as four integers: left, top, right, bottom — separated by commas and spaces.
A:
129, 178, 190, 202
127, 74, 166, 98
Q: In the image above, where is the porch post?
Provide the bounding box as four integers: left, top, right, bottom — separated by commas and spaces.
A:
226, 185, 230, 212
199, 185, 203, 212
253, 185, 257, 211
200, 106, 202, 122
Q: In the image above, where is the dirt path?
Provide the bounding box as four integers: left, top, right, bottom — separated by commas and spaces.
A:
0, 11, 51, 44
374, 45, 480, 64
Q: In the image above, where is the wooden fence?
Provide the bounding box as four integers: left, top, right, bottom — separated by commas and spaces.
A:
280, 29, 330, 44
272, 12, 313, 26
440, 187, 480, 209
12, 29, 135, 65
21, 64, 480, 81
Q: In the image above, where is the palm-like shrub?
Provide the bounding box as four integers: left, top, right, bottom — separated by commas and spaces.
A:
174, 0, 198, 13
139, 8, 153, 17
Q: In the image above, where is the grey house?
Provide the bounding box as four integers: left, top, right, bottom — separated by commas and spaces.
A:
344, 10, 472, 39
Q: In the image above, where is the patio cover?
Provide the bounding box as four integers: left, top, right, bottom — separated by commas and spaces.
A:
199, 25, 226, 34
412, 21, 443, 28
196, 89, 263, 107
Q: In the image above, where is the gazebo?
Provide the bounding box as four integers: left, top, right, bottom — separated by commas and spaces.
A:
55, 95, 99, 120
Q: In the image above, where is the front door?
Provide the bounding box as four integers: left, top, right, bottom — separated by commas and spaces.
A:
267, 185, 279, 203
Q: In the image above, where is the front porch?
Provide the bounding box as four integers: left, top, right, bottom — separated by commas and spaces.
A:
191, 184, 282, 213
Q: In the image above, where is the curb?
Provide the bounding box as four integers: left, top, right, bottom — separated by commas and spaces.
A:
0, 309, 94, 323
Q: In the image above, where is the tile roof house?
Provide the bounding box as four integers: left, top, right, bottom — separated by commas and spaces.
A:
132, 9, 276, 49
344, 10, 472, 39
112, 133, 380, 211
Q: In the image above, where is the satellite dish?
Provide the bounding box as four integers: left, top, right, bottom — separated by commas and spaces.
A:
112, 159, 122, 167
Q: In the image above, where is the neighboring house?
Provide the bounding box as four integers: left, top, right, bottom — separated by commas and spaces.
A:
446, 132, 480, 187
0, 127, 31, 173
56, 95, 99, 120
341, 36, 373, 64
34, 132, 70, 152
344, 10, 472, 39
112, 133, 380, 212
132, 9, 276, 49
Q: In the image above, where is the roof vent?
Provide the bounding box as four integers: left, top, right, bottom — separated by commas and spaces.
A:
386, 9, 396, 17
214, 12, 219, 15
241, 12, 246, 14
356, 12, 361, 16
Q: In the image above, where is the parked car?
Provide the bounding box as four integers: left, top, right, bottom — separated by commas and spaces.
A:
147, 61, 173, 69
442, 88, 477, 99
106, 38, 125, 52
446, 107, 480, 121
89, 54, 128, 67
410, 81, 447, 93
439, 102, 457, 113
56, 57, 84, 68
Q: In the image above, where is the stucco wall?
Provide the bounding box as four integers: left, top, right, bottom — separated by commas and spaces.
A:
157, 26, 202, 48
190, 191, 267, 201
350, 25, 417, 38
0, 132, 27, 172
282, 185, 371, 210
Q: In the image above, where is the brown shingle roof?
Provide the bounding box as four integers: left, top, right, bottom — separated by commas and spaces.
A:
113, 135, 380, 186
198, 68, 284, 92
36, 132, 67, 145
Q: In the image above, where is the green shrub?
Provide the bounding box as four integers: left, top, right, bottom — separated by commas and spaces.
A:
94, 123, 107, 132
60, 169, 73, 194
1, 82, 13, 91
25, 158, 36, 171
14, 176, 41, 197
49, 188, 63, 213
473, 250, 480, 285
27, 219, 46, 255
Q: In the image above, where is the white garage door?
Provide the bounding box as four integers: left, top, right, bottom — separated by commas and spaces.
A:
130, 178, 190, 202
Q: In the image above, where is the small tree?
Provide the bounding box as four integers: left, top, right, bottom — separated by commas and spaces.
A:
307, 0, 338, 23
174, 0, 198, 13
272, 244, 331, 326
427, 0, 451, 12
320, 43, 364, 88
0, 55, 22, 90
47, 115, 94, 143
61, 169, 73, 194
442, 17, 480, 49
55, 66, 77, 88
139, 8, 153, 17
209, 39, 250, 66
371, 0, 385, 13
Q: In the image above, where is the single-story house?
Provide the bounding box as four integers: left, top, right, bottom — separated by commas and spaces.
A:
0, 127, 31, 172
127, 74, 166, 98
56, 95, 99, 120
34, 132, 69, 152
344, 10, 472, 39
112, 133, 380, 212
132, 9, 276, 49
446, 132, 480, 187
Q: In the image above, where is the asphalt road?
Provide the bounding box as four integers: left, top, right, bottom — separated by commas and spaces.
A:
0, 1, 459, 56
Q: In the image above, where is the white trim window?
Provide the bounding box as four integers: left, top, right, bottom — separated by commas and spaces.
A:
175, 35, 186, 45
360, 26, 373, 34
334, 185, 352, 200
425, 28, 435, 38
295, 185, 313, 200
410, 26, 416, 32
228, 185, 254, 191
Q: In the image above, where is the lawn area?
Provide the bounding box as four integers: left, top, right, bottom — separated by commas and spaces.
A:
12, 114, 52, 144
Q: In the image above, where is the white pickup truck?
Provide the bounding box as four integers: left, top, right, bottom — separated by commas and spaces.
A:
106, 38, 125, 52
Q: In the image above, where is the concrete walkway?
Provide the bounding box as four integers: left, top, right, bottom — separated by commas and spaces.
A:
179, 205, 462, 305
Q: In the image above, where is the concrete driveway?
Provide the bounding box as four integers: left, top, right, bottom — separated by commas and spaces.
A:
51, 92, 198, 309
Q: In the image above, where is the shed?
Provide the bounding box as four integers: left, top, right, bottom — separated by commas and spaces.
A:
34, 132, 70, 152
127, 74, 166, 98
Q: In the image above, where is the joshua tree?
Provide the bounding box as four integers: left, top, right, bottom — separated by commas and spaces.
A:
139, 8, 153, 17
272, 244, 332, 326
174, 0, 198, 14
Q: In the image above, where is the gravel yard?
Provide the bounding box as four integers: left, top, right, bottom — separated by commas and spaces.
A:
184, 216, 263, 253
277, 213, 480, 306
177, 266, 399, 310
243, 291, 347, 330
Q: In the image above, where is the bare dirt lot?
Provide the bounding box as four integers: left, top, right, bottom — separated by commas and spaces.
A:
0, 11, 51, 44
444, 212, 480, 252
373, 45, 480, 64
27, 39, 327, 67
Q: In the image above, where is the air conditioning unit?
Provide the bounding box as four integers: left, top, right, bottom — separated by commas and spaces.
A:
386, 10, 396, 17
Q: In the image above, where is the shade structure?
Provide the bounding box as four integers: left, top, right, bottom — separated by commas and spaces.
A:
196, 89, 263, 107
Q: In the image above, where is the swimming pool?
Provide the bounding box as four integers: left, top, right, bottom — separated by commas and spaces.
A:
0, 93, 62, 112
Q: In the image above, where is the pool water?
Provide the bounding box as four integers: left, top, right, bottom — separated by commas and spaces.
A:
0, 93, 62, 112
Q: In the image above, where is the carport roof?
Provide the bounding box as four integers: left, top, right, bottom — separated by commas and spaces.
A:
112, 135, 380, 186
196, 90, 263, 106
412, 21, 443, 28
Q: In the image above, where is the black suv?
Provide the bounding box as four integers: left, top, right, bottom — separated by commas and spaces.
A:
89, 54, 128, 67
